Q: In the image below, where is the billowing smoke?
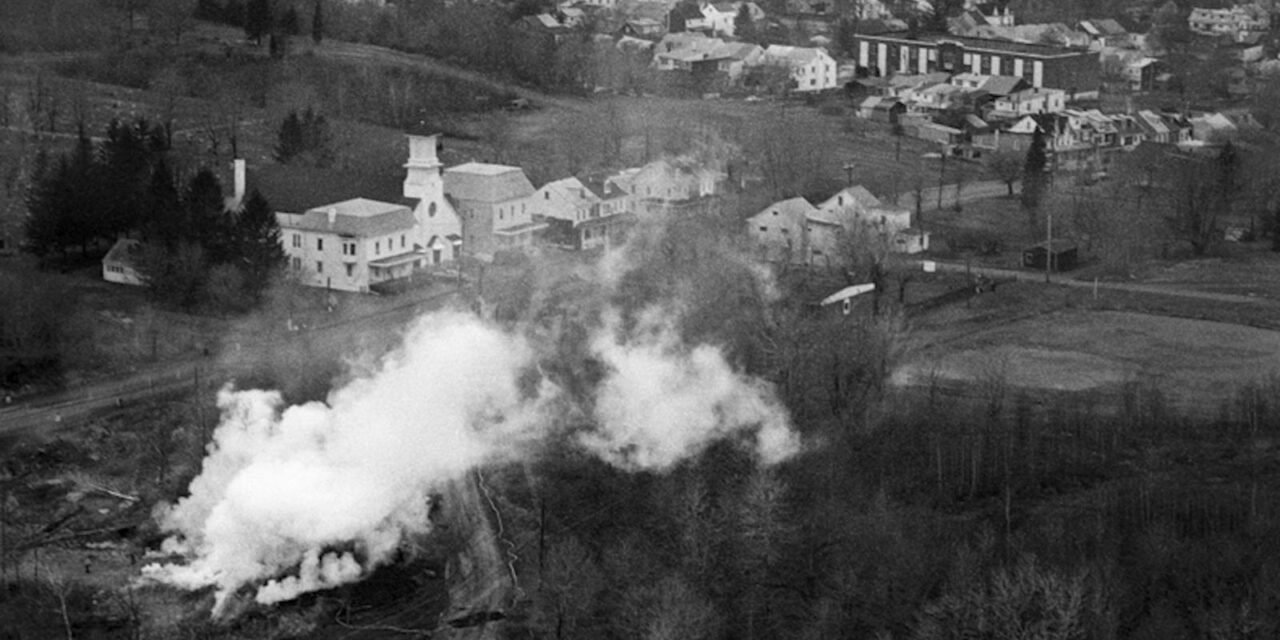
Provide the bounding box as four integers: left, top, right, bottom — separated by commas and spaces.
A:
583, 308, 796, 470
143, 303, 797, 614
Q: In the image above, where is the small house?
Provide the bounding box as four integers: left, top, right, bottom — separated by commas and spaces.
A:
856, 96, 905, 124
102, 238, 146, 286
1021, 239, 1078, 271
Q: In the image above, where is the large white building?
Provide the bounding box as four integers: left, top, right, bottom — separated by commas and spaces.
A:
279, 199, 426, 293
763, 45, 838, 92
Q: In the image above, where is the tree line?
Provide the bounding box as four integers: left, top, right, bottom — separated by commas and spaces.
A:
24, 119, 285, 311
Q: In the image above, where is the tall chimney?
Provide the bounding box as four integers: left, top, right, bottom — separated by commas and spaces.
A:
233, 158, 246, 204
327, 207, 337, 228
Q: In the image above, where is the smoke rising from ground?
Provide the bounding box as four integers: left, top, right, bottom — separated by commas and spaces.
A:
144, 298, 797, 614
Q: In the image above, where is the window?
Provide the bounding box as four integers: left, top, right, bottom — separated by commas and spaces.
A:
317, 238, 324, 251
759, 226, 767, 232
375, 241, 380, 255
343, 242, 356, 256
292, 234, 301, 248
428, 202, 437, 217
545, 192, 550, 199
346, 264, 354, 277
316, 261, 324, 273
291, 257, 301, 271
401, 235, 406, 248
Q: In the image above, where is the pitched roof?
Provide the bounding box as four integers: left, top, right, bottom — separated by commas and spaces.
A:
817, 185, 881, 212
751, 196, 817, 222
444, 163, 536, 203
538, 176, 602, 206
103, 238, 143, 268
280, 198, 418, 237
764, 45, 825, 66
1079, 18, 1126, 36
979, 75, 1026, 96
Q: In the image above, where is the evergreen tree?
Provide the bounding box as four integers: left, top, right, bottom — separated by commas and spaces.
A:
245, 0, 273, 44
1021, 125, 1048, 218
99, 119, 154, 238
301, 107, 335, 167
274, 110, 305, 163
312, 0, 323, 44
237, 189, 286, 302
185, 168, 232, 262
735, 5, 757, 43
145, 159, 185, 249
23, 151, 70, 258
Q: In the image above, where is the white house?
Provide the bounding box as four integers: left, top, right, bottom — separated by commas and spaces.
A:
444, 162, 545, 259
605, 159, 722, 214
747, 197, 820, 264
816, 186, 926, 254
990, 87, 1066, 116
763, 45, 838, 92
102, 238, 146, 286
701, 2, 738, 36
279, 199, 427, 293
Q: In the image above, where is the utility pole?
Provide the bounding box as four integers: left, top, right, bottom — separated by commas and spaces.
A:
936, 145, 947, 211
843, 161, 856, 186
1045, 208, 1053, 283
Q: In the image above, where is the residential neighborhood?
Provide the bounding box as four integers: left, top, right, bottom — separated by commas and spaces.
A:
8, 0, 1280, 638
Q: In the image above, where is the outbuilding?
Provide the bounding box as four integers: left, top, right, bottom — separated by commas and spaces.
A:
1021, 239, 1078, 271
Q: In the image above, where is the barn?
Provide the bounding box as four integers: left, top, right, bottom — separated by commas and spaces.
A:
1021, 239, 1078, 271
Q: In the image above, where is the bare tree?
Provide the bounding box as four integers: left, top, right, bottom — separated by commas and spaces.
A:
986, 150, 1023, 196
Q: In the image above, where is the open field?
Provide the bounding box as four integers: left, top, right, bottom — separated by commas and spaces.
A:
895, 308, 1280, 414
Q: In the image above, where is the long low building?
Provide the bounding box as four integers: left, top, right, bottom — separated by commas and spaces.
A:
853, 31, 1099, 93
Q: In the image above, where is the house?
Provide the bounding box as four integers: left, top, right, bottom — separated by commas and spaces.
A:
854, 32, 1100, 91
517, 12, 581, 46
444, 163, 546, 259
102, 238, 146, 286
579, 176, 637, 250
1122, 56, 1162, 91
619, 17, 666, 39
700, 2, 738, 36
240, 131, 464, 289
816, 185, 924, 253
1078, 18, 1130, 48
1190, 112, 1239, 141
988, 86, 1066, 118
949, 73, 1029, 98
1189, 4, 1270, 41
856, 96, 906, 123
605, 158, 722, 214
713, 42, 765, 80
763, 45, 838, 91
1022, 239, 1078, 271
1135, 109, 1173, 143
747, 197, 820, 263
531, 175, 627, 250
278, 199, 428, 293
908, 121, 964, 146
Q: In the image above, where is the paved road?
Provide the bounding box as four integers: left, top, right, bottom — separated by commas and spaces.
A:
922, 259, 1280, 306
0, 285, 463, 438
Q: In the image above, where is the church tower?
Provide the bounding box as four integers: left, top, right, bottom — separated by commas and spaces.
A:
404, 133, 444, 203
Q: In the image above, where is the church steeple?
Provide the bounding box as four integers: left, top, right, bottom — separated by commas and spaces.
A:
404, 133, 443, 201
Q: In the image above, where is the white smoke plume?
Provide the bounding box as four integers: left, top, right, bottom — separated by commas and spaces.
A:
144, 302, 798, 614
143, 312, 552, 614
583, 308, 797, 470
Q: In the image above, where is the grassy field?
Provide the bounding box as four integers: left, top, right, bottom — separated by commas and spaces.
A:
896, 306, 1280, 416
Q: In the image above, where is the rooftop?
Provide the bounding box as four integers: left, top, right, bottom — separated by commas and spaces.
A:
281, 198, 418, 237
